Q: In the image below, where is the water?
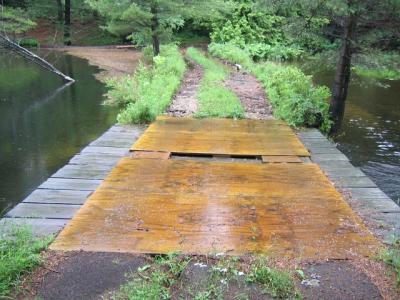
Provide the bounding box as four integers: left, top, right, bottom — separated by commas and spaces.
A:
302, 61, 400, 205
0, 50, 118, 215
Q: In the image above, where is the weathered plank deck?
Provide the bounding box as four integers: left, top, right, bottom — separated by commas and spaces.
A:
51, 158, 379, 258
298, 129, 400, 243
0, 125, 145, 236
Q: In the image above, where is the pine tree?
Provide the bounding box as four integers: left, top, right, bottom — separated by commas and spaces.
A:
257, 0, 400, 135
86, 0, 227, 55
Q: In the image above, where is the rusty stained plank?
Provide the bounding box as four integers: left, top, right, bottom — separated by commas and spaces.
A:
262, 156, 302, 163
51, 158, 378, 259
131, 117, 310, 157
131, 151, 171, 160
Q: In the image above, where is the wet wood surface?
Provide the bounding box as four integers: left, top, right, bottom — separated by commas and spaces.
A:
132, 117, 310, 157
51, 158, 379, 258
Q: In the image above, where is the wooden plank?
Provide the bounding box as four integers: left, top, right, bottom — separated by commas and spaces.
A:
331, 176, 377, 188
69, 154, 121, 166
0, 218, 67, 237
90, 138, 134, 148
132, 151, 171, 160
39, 178, 102, 191
311, 154, 349, 162
23, 189, 91, 205
80, 146, 128, 156
51, 158, 378, 259
6, 203, 80, 219
131, 117, 310, 157
52, 165, 110, 180
262, 156, 302, 163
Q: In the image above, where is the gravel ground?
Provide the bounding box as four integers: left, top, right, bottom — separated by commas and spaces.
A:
225, 70, 273, 120
168, 60, 203, 117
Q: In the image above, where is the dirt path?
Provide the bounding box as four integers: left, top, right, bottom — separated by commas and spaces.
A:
168, 59, 203, 117
56, 47, 141, 81
225, 70, 273, 120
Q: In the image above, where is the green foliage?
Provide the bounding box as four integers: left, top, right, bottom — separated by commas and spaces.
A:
353, 51, 400, 81
211, 0, 285, 47
18, 38, 40, 48
106, 44, 186, 124
209, 43, 332, 132
379, 238, 400, 285
0, 226, 52, 297
210, 0, 319, 61
86, 0, 227, 48
114, 253, 190, 300
246, 260, 298, 299
26, 0, 91, 21
186, 47, 244, 119
0, 5, 36, 35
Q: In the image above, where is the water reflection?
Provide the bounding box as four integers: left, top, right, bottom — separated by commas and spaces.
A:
0, 50, 118, 215
301, 60, 400, 205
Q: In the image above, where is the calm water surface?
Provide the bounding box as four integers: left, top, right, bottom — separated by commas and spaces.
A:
0, 50, 118, 215
302, 62, 400, 205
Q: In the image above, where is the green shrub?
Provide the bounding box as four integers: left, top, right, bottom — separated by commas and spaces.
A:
0, 226, 52, 297
186, 47, 244, 119
209, 43, 332, 132
18, 38, 40, 48
105, 44, 186, 124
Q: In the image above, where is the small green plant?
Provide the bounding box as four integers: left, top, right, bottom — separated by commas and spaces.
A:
379, 238, 400, 285
105, 44, 186, 124
0, 225, 52, 297
186, 47, 244, 119
246, 259, 298, 299
209, 42, 332, 133
113, 253, 190, 300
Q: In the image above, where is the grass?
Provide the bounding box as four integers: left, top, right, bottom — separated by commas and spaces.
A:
0, 225, 52, 297
208, 42, 332, 133
112, 254, 300, 300
246, 258, 299, 299
186, 47, 245, 119
105, 44, 186, 124
113, 253, 190, 300
379, 238, 400, 285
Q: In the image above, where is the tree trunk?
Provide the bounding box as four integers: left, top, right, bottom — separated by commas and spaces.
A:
329, 15, 357, 136
151, 5, 160, 56
64, 0, 71, 46
56, 0, 63, 22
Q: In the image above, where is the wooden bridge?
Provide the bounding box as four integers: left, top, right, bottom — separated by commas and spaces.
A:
2, 117, 399, 256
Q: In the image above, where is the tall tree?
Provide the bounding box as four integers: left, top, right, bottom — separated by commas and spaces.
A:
258, 0, 400, 135
56, 0, 63, 22
64, 0, 71, 45
86, 0, 228, 55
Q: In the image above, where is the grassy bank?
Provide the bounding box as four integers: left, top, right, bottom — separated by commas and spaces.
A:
0, 226, 52, 297
209, 43, 332, 133
186, 47, 244, 119
105, 44, 186, 124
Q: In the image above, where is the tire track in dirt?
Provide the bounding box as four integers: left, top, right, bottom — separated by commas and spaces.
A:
168, 59, 203, 117
225, 69, 274, 120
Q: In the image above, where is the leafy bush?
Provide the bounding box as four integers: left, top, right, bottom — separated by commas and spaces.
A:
211, 0, 285, 48
186, 47, 244, 118
0, 226, 52, 297
105, 44, 186, 124
209, 43, 332, 132
18, 38, 40, 48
